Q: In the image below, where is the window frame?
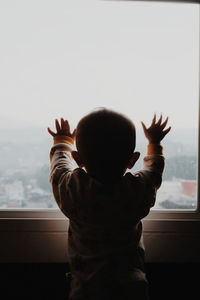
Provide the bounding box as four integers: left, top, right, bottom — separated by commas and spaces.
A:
0, 0, 199, 263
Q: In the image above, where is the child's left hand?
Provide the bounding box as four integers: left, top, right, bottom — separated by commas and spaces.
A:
48, 118, 76, 140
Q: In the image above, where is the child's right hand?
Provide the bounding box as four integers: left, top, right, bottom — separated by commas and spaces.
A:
141, 114, 171, 144
48, 118, 76, 140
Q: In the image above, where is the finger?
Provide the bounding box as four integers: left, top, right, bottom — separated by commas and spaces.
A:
160, 117, 168, 129
47, 127, 56, 137
157, 114, 162, 126
55, 119, 61, 132
163, 126, 171, 136
150, 114, 156, 127
64, 120, 70, 133
72, 129, 76, 139
141, 121, 147, 131
61, 118, 65, 129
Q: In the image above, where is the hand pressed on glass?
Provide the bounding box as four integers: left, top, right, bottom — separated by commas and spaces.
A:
47, 118, 76, 141
141, 114, 171, 144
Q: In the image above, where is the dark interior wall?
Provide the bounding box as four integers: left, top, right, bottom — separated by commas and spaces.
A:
0, 263, 198, 300
146, 263, 199, 300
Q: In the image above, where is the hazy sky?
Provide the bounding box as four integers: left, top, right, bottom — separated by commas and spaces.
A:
0, 0, 199, 130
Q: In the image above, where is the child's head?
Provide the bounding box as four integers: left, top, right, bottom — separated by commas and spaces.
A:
72, 108, 140, 182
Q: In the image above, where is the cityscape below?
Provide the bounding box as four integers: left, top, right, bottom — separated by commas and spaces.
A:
0, 127, 198, 210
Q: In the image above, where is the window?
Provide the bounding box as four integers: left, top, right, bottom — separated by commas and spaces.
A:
0, 0, 198, 212
0, 0, 199, 262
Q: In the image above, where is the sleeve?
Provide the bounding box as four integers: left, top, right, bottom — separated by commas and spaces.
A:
49, 136, 75, 212
134, 143, 165, 209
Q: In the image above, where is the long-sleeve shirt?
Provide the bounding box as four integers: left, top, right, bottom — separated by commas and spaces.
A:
49, 138, 164, 300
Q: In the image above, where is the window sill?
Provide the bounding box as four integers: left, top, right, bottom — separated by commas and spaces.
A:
0, 209, 199, 262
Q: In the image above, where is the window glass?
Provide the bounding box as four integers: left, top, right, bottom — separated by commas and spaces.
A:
0, 1, 199, 209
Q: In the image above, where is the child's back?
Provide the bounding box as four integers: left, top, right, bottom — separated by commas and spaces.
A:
48, 109, 170, 300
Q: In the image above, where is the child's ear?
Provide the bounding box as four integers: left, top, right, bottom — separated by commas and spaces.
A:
127, 152, 140, 169
71, 151, 84, 168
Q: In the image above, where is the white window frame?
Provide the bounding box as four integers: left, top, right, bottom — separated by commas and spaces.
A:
0, 0, 199, 263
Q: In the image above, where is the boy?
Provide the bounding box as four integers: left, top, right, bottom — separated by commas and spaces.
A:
48, 109, 170, 300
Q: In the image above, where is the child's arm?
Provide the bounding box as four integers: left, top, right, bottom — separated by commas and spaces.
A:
48, 118, 76, 209
141, 115, 171, 175
137, 114, 171, 208
141, 114, 171, 167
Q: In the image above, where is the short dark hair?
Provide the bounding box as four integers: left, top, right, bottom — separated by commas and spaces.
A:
76, 108, 136, 181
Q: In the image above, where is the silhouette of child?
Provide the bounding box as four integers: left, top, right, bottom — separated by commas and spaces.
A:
48, 108, 171, 300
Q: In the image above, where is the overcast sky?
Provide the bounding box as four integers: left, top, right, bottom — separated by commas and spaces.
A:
0, 0, 199, 131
